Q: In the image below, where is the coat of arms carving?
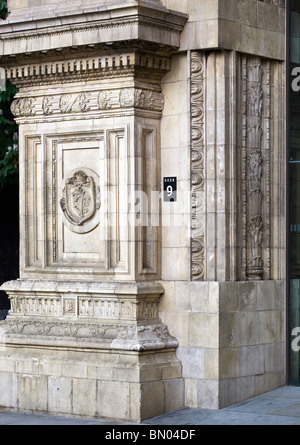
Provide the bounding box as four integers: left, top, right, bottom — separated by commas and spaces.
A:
60, 169, 100, 233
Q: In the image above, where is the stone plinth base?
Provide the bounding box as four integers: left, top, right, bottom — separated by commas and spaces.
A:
159, 280, 286, 410
0, 343, 183, 421
0, 280, 183, 421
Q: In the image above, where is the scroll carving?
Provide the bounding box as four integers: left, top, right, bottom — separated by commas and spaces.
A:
190, 52, 205, 281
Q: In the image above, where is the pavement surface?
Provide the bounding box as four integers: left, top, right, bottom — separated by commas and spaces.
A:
1, 386, 300, 425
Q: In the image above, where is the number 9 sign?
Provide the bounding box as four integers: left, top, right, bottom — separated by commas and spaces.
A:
164, 177, 177, 202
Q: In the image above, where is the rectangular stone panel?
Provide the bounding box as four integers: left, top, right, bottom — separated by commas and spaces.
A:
21, 126, 133, 280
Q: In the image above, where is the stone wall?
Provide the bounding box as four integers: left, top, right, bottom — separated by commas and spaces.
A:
158, 1, 286, 408
161, 0, 285, 58
160, 280, 285, 409
0, 0, 287, 417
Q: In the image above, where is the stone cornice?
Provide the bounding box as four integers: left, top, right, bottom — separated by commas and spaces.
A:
0, 2, 188, 63
5, 51, 170, 93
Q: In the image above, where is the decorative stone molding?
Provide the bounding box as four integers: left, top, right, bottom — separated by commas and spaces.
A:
0, 2, 188, 63
59, 93, 91, 114
240, 56, 271, 281
0, 279, 178, 352
5, 53, 172, 88
10, 98, 34, 116
10, 86, 165, 121
190, 51, 205, 281
0, 317, 178, 351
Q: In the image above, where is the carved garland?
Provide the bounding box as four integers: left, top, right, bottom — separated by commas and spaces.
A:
11, 88, 164, 119
191, 52, 205, 281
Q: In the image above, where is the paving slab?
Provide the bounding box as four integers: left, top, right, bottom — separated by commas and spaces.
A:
143, 407, 300, 426
225, 396, 298, 414
1, 386, 300, 425
0, 412, 118, 426
269, 401, 300, 418
262, 386, 300, 399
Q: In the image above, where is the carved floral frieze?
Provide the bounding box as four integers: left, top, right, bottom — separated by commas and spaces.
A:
10, 87, 164, 120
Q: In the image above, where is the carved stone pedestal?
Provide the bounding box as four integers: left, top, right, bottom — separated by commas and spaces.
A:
0, 280, 183, 421
0, 0, 187, 421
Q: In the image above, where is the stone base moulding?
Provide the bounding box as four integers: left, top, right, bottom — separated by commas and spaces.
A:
0, 280, 184, 421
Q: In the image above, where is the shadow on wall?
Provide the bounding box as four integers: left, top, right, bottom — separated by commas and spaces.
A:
0, 184, 19, 319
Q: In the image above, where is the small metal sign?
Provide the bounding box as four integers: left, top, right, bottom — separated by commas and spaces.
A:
163, 177, 177, 202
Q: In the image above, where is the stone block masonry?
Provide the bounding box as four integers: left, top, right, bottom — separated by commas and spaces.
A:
0, 0, 286, 419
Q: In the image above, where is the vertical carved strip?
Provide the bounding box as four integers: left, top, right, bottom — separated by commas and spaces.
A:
241, 55, 248, 281
263, 61, 271, 280
191, 52, 205, 281
52, 141, 58, 263
246, 59, 264, 280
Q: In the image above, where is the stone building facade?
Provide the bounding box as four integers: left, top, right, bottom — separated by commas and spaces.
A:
0, 0, 287, 420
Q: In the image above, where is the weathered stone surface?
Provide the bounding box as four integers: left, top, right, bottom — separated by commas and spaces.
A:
0, 0, 286, 417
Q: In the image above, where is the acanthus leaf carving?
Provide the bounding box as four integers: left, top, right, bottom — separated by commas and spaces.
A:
13, 87, 165, 120
42, 96, 56, 115
98, 90, 112, 110
11, 98, 34, 117
244, 58, 270, 281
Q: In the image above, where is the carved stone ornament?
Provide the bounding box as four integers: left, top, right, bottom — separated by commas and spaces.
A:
244, 58, 268, 281
11, 98, 34, 117
190, 51, 205, 281
59, 93, 91, 113
60, 169, 100, 234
